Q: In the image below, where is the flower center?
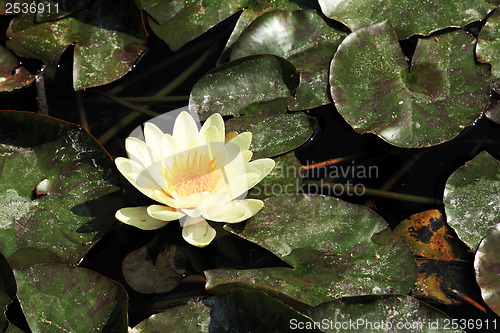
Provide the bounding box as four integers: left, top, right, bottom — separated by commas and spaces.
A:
167, 150, 222, 197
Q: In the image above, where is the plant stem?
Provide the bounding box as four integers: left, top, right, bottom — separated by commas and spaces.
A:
121, 96, 189, 102
97, 45, 216, 144
76, 91, 89, 132
305, 180, 440, 204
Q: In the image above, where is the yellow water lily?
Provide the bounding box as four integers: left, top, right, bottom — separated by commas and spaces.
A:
115, 111, 275, 247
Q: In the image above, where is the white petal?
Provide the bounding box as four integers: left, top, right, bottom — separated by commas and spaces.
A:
171, 191, 211, 209
182, 218, 216, 247
115, 157, 175, 206
204, 199, 263, 223
241, 150, 252, 164
144, 122, 164, 155
161, 133, 182, 156
180, 192, 228, 218
173, 111, 200, 147
227, 132, 251, 151
147, 205, 185, 221
116, 207, 169, 230
200, 113, 224, 142
125, 137, 155, 166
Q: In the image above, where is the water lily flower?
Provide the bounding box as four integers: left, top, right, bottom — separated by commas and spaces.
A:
115, 111, 275, 247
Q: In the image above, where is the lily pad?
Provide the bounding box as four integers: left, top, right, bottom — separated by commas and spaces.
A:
130, 301, 211, 332
394, 210, 473, 305
131, 289, 319, 332
224, 99, 316, 158
443, 151, 500, 251
147, 0, 243, 51
205, 194, 416, 307
0, 45, 35, 93
394, 209, 461, 260
190, 55, 298, 119
476, 7, 500, 82
318, 0, 497, 40
0, 111, 122, 269
190, 55, 314, 157
485, 97, 500, 124
14, 264, 128, 332
330, 20, 490, 147
309, 294, 464, 333
474, 222, 500, 317
231, 9, 348, 110
122, 244, 186, 294
221, 0, 303, 58
6, 0, 146, 90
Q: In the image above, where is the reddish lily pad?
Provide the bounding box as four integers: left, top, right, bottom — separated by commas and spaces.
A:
394, 210, 461, 260
231, 9, 348, 110
14, 264, 128, 332
309, 294, 464, 333
443, 151, 500, 251
477, 8, 500, 82
330, 21, 490, 147
205, 194, 416, 307
0, 111, 122, 269
394, 210, 473, 305
6, 0, 146, 90
475, 223, 500, 317
0, 45, 34, 93
122, 244, 186, 294
485, 97, 500, 124
318, 0, 497, 40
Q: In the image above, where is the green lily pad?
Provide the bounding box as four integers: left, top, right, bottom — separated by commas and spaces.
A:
205, 194, 416, 307
318, 0, 497, 40
122, 244, 186, 294
309, 294, 464, 332
0, 45, 35, 93
131, 289, 319, 332
14, 264, 128, 332
231, 9, 347, 110
330, 20, 490, 148
147, 0, 243, 51
474, 223, 500, 317
0, 252, 16, 332
6, 0, 146, 90
248, 151, 303, 200
221, 0, 303, 58
190, 55, 314, 157
477, 8, 500, 82
130, 301, 211, 332
190, 55, 298, 119
444, 151, 500, 251
224, 99, 316, 158
0, 111, 122, 269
